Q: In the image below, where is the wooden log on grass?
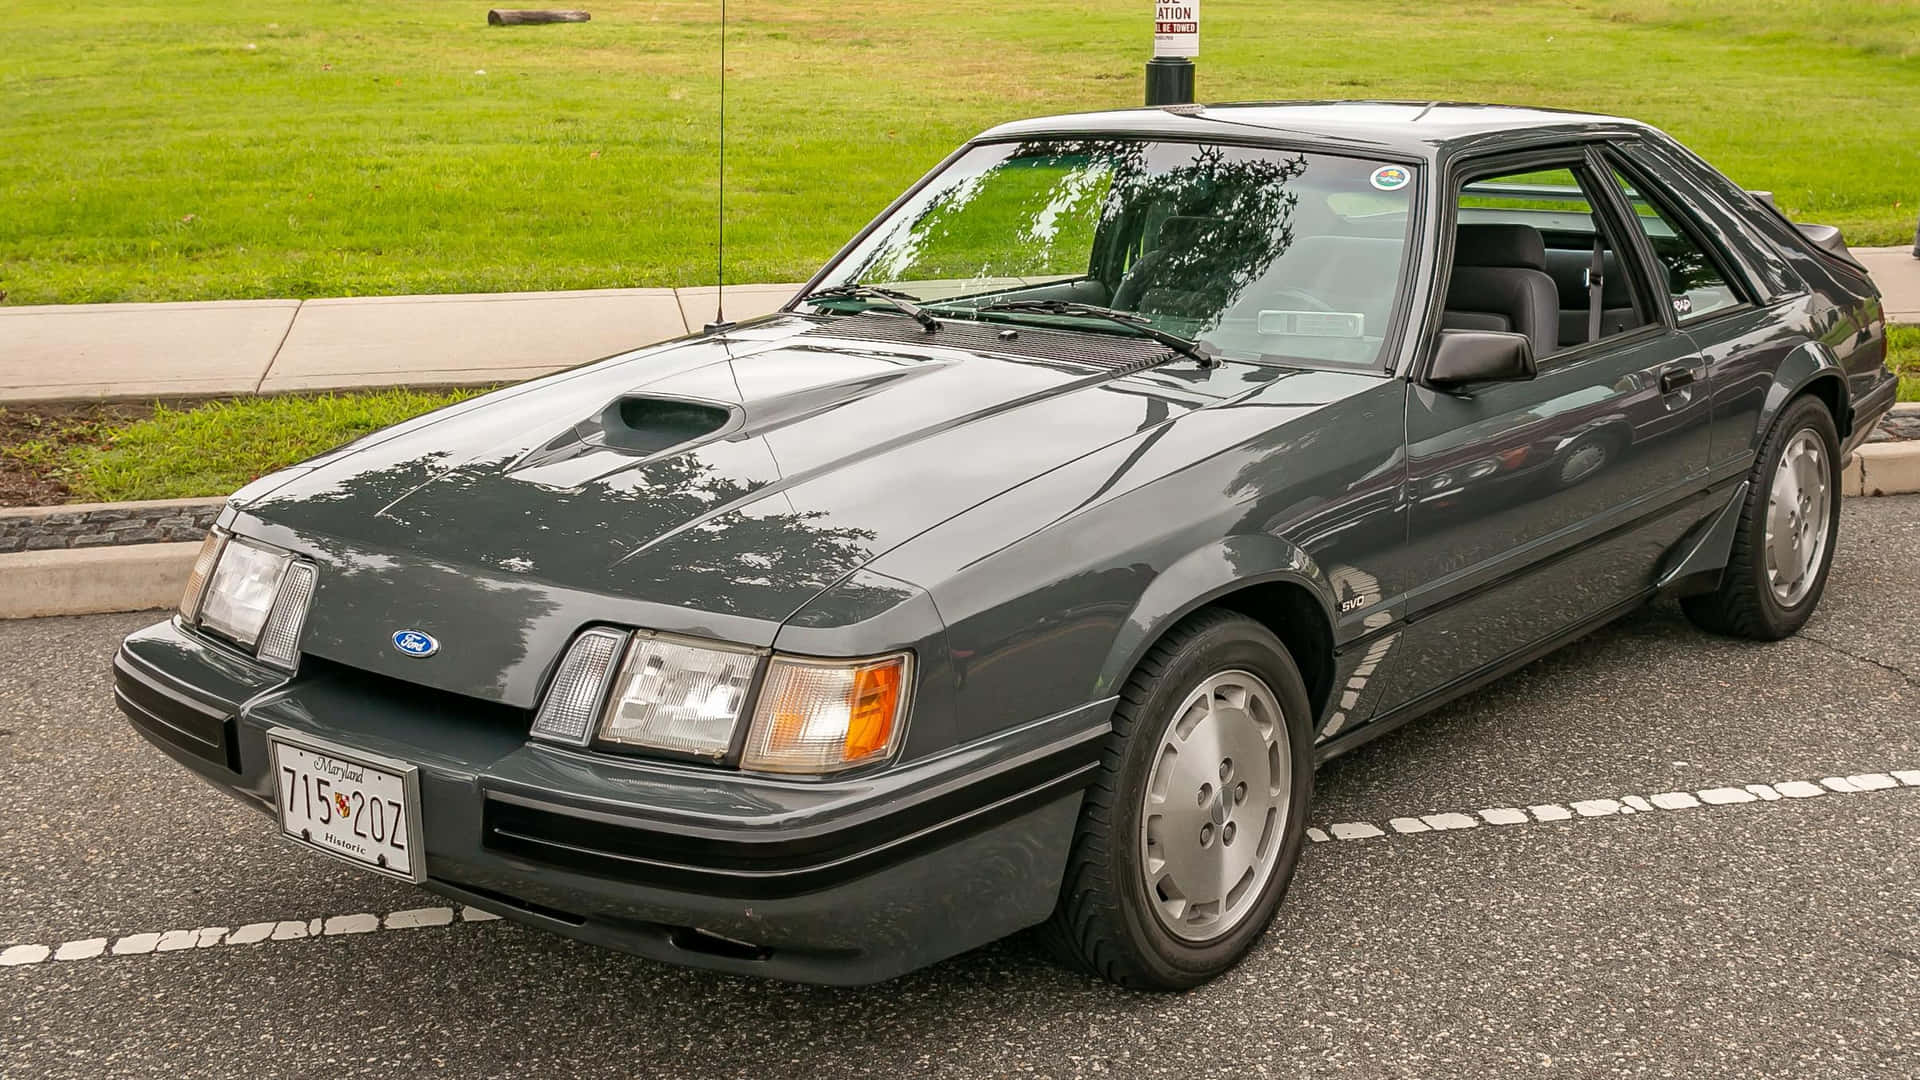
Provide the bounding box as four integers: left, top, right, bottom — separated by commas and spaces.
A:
487, 9, 591, 25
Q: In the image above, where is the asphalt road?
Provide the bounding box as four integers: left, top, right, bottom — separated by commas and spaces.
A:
3, 497, 1917, 1079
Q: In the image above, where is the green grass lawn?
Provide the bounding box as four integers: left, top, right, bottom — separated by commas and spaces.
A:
0, 389, 478, 503
1891, 324, 1920, 403
3, 0, 1917, 306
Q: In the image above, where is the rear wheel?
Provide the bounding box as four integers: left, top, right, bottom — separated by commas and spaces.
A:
1043, 608, 1314, 990
1682, 394, 1840, 640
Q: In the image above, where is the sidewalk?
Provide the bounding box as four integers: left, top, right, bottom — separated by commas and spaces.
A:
1857, 246, 1920, 324
0, 283, 799, 402
1, 248, 1915, 404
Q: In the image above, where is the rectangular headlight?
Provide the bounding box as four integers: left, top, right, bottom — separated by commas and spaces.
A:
198, 538, 293, 647
597, 635, 761, 759
740, 653, 911, 774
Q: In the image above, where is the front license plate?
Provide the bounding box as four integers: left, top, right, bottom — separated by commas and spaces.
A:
268, 729, 424, 883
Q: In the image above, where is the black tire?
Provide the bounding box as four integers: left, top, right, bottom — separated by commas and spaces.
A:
1682, 394, 1841, 640
1041, 608, 1314, 990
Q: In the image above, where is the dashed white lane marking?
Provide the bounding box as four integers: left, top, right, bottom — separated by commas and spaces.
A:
5, 770, 1916, 970
1309, 767, 1920, 845
1330, 821, 1383, 841
0, 905, 497, 969
53, 938, 106, 962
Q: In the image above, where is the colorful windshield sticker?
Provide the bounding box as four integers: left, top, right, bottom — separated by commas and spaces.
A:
1370, 165, 1412, 192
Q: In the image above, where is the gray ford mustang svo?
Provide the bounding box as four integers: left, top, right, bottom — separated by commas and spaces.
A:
115, 102, 1898, 990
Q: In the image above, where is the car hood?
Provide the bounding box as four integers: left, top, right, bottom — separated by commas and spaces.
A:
231, 315, 1249, 702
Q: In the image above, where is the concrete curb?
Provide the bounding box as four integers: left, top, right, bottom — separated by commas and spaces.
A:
1845, 401, 1920, 496
0, 540, 198, 619
1845, 439, 1920, 498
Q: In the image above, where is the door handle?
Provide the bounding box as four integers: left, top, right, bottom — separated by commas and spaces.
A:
1658, 367, 1696, 394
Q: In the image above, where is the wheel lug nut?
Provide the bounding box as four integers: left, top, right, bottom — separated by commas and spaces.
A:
1197, 783, 1212, 807
1234, 781, 1247, 804
1200, 823, 1214, 846
1223, 822, 1236, 845
1219, 759, 1232, 781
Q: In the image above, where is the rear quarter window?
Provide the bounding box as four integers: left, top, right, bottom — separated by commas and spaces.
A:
1621, 140, 1803, 301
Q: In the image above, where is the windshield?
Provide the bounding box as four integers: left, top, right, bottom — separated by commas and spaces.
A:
808, 138, 1418, 367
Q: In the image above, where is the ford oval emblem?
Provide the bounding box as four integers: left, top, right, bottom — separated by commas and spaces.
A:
392, 629, 439, 658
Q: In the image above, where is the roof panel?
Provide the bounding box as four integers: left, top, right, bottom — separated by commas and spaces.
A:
974, 100, 1649, 158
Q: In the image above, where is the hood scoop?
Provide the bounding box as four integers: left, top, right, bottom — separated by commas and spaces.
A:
507, 395, 741, 489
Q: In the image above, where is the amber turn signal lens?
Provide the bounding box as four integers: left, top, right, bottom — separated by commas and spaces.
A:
741, 653, 913, 774
843, 660, 905, 759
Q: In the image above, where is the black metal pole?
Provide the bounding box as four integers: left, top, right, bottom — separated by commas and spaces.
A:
1145, 57, 1194, 106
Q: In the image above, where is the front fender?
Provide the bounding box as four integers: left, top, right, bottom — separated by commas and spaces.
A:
1095, 534, 1333, 698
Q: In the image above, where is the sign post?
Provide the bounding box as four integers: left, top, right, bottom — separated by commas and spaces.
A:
1147, 0, 1197, 106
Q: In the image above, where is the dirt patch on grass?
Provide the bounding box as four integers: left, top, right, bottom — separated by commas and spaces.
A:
0, 401, 157, 507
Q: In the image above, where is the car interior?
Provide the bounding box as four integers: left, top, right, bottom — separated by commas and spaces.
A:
1442, 167, 1652, 360
850, 148, 1747, 373
848, 146, 1418, 369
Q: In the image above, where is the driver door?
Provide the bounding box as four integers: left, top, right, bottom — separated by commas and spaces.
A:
1373, 145, 1715, 714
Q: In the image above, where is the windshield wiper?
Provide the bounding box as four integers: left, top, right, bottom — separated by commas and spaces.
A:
799, 284, 940, 333
966, 299, 1219, 368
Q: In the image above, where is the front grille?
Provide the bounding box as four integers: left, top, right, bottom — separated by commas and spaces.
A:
295, 656, 533, 737
802, 312, 1176, 374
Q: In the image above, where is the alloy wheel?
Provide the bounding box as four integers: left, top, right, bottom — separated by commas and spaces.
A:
1763, 428, 1830, 607
1137, 669, 1292, 942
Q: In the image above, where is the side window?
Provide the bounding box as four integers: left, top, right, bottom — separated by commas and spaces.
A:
1608, 170, 1745, 322
1623, 141, 1801, 301
1445, 164, 1648, 359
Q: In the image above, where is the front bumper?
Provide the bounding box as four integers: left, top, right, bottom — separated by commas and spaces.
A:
113, 618, 1108, 985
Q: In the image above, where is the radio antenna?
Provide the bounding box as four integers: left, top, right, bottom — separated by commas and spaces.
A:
704, 0, 733, 333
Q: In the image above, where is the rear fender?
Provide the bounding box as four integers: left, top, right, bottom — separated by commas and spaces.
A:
1758, 340, 1849, 449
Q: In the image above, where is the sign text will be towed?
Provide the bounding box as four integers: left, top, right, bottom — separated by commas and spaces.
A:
1154, 0, 1198, 58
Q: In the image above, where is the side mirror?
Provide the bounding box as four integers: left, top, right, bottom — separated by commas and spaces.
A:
1426, 329, 1537, 389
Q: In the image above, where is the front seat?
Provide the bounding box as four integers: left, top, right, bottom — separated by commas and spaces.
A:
1112, 215, 1227, 316
1442, 224, 1560, 360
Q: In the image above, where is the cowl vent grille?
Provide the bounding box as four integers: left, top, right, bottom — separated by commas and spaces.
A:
801, 313, 1176, 374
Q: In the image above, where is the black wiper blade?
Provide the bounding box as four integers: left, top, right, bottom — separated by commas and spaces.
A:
969, 300, 1219, 368
799, 284, 939, 333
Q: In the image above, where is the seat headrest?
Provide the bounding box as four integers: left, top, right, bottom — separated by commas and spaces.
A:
1454, 224, 1548, 271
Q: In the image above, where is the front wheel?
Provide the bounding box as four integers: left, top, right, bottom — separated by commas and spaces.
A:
1683, 394, 1841, 640
1042, 609, 1314, 990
